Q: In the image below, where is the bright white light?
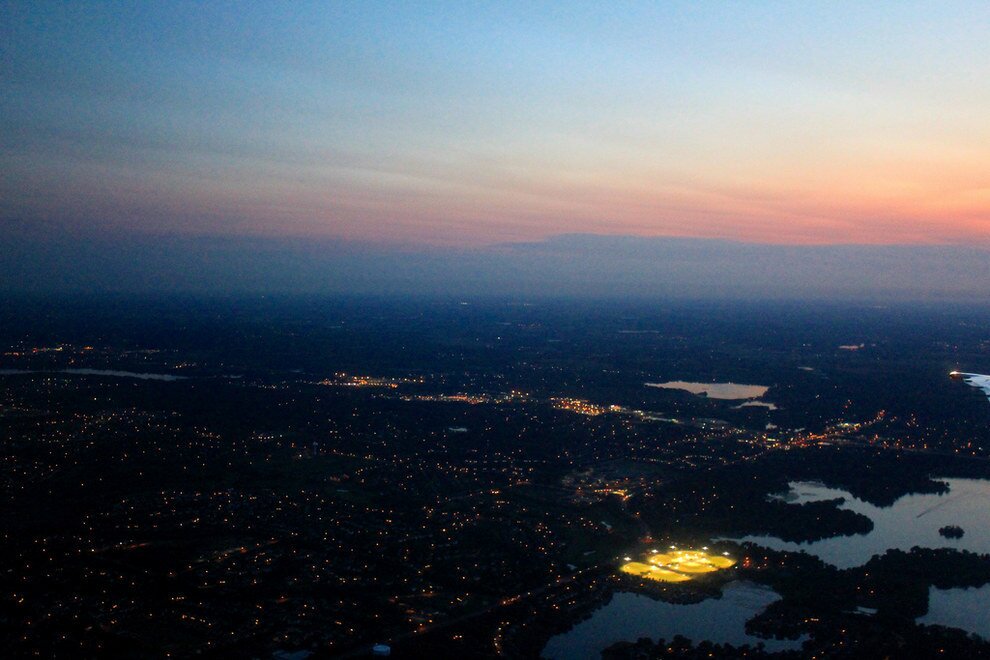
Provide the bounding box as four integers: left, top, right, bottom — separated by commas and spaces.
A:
623, 556, 632, 561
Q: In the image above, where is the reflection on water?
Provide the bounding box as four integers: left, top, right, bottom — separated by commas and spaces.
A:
542, 581, 801, 660
0, 368, 185, 381
645, 381, 769, 400
737, 478, 990, 568
919, 584, 990, 640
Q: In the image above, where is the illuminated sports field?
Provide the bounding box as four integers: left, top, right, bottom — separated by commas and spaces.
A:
620, 548, 735, 582
619, 561, 693, 583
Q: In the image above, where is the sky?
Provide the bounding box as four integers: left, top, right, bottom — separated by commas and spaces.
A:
2, 1, 989, 296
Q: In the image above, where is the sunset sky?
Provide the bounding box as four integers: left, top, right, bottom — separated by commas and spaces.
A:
4, 1, 989, 249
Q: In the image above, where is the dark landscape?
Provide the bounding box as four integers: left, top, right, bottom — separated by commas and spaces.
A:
4, 2, 990, 658
2, 296, 990, 657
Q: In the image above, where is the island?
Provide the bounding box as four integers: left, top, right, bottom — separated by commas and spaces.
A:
940, 525, 965, 539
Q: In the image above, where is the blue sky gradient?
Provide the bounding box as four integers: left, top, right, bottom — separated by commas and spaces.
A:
2, 1, 989, 295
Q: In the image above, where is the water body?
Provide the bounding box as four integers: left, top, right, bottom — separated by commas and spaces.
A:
732, 401, 778, 410
736, 478, 990, 569
919, 584, 990, 640
0, 368, 185, 381
645, 381, 769, 400
542, 581, 802, 659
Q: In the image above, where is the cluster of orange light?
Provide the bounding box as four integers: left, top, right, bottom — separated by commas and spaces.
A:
551, 398, 608, 416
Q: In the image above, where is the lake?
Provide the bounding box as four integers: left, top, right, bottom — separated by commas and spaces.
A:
919, 584, 990, 640
732, 401, 778, 410
645, 381, 769, 400
542, 581, 802, 659
0, 368, 185, 381
734, 478, 990, 640
735, 478, 990, 569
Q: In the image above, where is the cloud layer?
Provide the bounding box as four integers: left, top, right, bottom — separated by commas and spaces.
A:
4, 231, 989, 300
